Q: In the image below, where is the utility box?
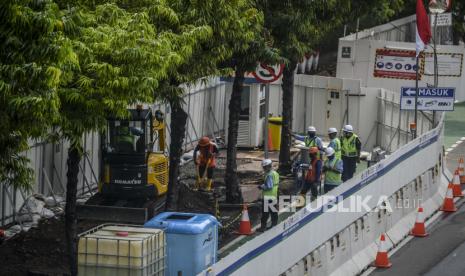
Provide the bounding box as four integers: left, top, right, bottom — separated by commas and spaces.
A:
144, 212, 220, 276
78, 224, 165, 276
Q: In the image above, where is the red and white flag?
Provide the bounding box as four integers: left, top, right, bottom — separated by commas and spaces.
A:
416, 0, 432, 56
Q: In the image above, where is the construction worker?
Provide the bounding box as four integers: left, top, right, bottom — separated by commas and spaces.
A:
341, 125, 362, 182
323, 147, 343, 193
327, 127, 341, 159
301, 147, 323, 201
293, 126, 324, 158
115, 121, 143, 152
193, 136, 219, 191
258, 159, 280, 232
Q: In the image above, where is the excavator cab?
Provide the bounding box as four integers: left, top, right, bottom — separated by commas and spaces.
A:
100, 107, 168, 198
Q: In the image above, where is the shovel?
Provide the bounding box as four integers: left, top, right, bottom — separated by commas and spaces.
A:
196, 158, 212, 190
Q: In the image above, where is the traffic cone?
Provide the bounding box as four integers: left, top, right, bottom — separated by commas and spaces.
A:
452, 170, 463, 197
458, 158, 465, 184
410, 207, 428, 237
374, 234, 392, 268
440, 183, 457, 212
235, 204, 254, 235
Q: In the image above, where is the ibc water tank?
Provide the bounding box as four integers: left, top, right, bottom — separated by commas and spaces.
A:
144, 212, 220, 276
78, 224, 165, 276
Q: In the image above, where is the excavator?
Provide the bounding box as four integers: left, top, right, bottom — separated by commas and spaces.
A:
77, 105, 169, 223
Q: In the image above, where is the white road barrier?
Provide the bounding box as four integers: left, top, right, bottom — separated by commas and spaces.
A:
201, 115, 447, 276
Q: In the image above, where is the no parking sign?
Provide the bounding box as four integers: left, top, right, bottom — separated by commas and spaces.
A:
252, 63, 285, 83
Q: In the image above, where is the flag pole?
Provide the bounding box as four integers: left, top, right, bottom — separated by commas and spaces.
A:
414, 54, 419, 139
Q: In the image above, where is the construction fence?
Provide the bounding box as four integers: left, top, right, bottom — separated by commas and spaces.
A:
0, 75, 434, 227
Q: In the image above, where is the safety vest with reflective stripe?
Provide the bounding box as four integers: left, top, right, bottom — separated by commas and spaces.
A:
329, 138, 341, 159
197, 144, 217, 168
304, 136, 321, 159
305, 158, 321, 183
324, 158, 342, 185
117, 126, 134, 144
341, 134, 359, 157
263, 170, 279, 198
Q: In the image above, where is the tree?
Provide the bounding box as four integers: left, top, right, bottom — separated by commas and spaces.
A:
259, 0, 405, 174
0, 0, 73, 191
451, 0, 465, 44
50, 2, 197, 274
152, 0, 260, 210
225, 37, 281, 202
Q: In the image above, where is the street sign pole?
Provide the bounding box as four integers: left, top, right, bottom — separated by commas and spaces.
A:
432, 12, 439, 127
264, 83, 270, 159
252, 63, 284, 159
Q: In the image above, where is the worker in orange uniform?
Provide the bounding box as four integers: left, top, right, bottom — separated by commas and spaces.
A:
193, 136, 219, 191
302, 147, 323, 201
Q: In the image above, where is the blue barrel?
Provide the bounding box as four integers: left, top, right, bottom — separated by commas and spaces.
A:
144, 212, 220, 276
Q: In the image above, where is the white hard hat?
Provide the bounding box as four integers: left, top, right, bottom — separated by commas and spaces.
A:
261, 159, 272, 167
328, 127, 338, 134
343, 125, 353, 132
307, 126, 316, 132
325, 147, 335, 157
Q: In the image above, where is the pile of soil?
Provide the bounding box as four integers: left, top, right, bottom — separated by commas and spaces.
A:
0, 217, 100, 276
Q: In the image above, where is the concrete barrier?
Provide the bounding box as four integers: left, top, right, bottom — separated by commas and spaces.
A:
201, 115, 447, 276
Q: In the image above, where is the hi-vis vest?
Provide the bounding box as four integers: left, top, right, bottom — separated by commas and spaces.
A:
324, 158, 342, 185
197, 144, 217, 168
342, 134, 358, 157
304, 136, 321, 158
263, 170, 279, 198
305, 158, 321, 183
330, 138, 342, 159
117, 126, 134, 144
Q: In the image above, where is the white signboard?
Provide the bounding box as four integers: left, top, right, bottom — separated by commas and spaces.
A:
400, 87, 455, 111
424, 53, 463, 77
430, 12, 452, 27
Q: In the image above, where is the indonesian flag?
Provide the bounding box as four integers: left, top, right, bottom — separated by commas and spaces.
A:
416, 0, 432, 56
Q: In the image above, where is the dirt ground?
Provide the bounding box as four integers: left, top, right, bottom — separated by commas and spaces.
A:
0, 154, 297, 275
0, 217, 100, 276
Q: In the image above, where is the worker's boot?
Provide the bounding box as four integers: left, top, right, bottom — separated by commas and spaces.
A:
206, 179, 213, 191
195, 176, 201, 190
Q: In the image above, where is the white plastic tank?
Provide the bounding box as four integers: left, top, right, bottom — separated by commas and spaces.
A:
78, 224, 165, 276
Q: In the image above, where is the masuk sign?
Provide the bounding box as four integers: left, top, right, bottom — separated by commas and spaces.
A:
400, 87, 455, 111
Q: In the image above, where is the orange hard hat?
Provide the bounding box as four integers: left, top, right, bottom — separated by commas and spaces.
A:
309, 147, 319, 154
199, 136, 210, 147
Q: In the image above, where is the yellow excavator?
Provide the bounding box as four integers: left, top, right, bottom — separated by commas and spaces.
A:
78, 106, 169, 223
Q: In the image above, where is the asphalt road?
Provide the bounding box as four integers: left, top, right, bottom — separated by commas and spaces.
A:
371, 194, 465, 276
371, 106, 465, 276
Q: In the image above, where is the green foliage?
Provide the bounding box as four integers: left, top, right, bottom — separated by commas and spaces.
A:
0, 0, 72, 189
451, 0, 465, 44
55, 3, 185, 143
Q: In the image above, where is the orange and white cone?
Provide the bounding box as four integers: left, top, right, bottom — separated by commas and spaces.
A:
410, 207, 428, 237
235, 204, 254, 235
440, 183, 457, 212
458, 158, 465, 184
452, 170, 463, 197
374, 234, 392, 268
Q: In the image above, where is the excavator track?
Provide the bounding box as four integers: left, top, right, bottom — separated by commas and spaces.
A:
77, 193, 166, 224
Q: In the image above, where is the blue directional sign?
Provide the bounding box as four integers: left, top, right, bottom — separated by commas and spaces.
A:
400, 87, 455, 111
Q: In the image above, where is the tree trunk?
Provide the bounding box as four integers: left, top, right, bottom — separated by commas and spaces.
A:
225, 68, 245, 203
278, 61, 296, 174
65, 145, 82, 276
165, 102, 188, 211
